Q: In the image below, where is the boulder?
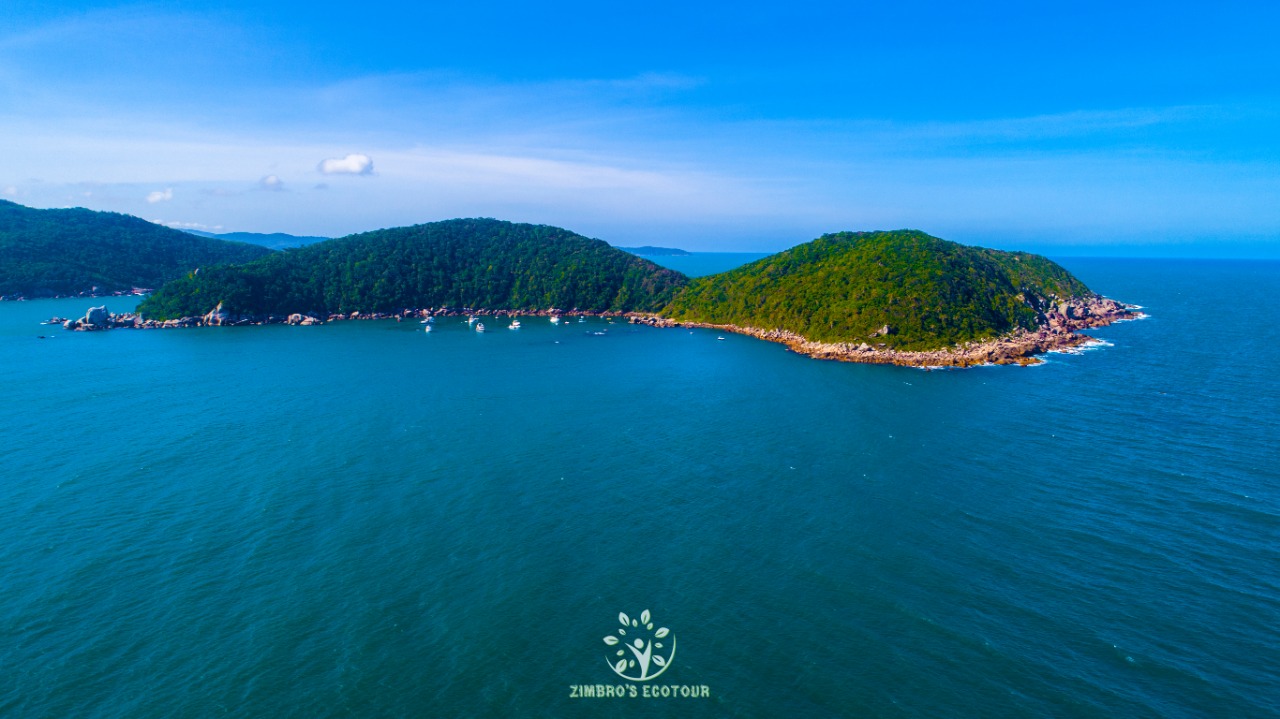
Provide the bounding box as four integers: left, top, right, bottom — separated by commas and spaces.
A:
84, 305, 109, 327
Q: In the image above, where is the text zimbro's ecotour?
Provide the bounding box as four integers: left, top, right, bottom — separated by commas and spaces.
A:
569, 684, 711, 699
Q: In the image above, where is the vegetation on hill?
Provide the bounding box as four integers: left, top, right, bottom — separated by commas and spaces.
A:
661, 230, 1093, 350
0, 200, 273, 297
139, 218, 688, 319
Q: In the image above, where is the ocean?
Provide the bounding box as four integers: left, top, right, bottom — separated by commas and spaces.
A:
1, 257, 1277, 718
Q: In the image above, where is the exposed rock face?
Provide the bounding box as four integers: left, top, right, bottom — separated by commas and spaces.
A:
203, 302, 231, 326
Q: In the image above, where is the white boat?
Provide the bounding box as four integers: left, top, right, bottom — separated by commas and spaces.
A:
550, 315, 561, 324
468, 315, 478, 325
424, 325, 433, 333
475, 322, 486, 333
509, 320, 521, 329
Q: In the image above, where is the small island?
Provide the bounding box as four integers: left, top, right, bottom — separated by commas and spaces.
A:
615, 245, 692, 256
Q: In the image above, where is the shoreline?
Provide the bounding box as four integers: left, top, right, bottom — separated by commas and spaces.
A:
58, 295, 1143, 368
629, 295, 1143, 368
58, 304, 632, 331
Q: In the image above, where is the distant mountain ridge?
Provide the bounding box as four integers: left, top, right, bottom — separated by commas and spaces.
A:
0, 200, 273, 298
183, 229, 330, 250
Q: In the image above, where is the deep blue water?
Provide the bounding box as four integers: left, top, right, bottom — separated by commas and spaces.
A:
1, 258, 1277, 718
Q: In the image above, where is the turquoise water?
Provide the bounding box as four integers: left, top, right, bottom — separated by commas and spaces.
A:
1, 259, 1277, 717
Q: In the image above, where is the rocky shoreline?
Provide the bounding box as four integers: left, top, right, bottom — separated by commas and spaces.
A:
629, 295, 1143, 368
59, 295, 1142, 368
58, 303, 631, 331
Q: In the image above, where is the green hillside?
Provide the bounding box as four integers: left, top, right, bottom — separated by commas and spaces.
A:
138, 218, 688, 319
661, 230, 1093, 350
0, 200, 273, 297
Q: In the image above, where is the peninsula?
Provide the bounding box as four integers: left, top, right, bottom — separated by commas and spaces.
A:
50, 216, 1137, 367
648, 230, 1140, 366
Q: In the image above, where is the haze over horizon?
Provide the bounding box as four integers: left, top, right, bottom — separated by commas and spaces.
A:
2, 1, 1278, 258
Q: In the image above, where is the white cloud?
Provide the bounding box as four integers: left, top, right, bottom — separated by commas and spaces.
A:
154, 219, 223, 231
259, 174, 284, 190
1, 185, 17, 197
318, 153, 373, 175
146, 187, 173, 203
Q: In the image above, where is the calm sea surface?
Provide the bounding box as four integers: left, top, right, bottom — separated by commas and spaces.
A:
1, 257, 1277, 718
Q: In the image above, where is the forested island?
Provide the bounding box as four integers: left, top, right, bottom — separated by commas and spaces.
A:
615, 245, 691, 256
6, 200, 1137, 366
0, 200, 272, 298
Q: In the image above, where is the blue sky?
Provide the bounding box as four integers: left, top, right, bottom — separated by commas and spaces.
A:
1, 1, 1278, 255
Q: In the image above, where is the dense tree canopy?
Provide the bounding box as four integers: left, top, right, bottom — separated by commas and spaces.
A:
0, 200, 272, 297
661, 230, 1093, 350
139, 218, 689, 319
9, 202, 1097, 352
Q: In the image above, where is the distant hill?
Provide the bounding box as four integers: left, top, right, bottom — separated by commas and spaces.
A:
0, 200, 274, 298
139, 219, 689, 319
661, 230, 1094, 351
184, 229, 330, 250
616, 245, 691, 256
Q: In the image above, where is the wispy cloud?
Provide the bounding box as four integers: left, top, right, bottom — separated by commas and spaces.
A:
145, 188, 173, 203
259, 174, 284, 190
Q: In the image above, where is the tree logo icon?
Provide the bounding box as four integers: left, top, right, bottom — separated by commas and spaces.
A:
603, 610, 675, 682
